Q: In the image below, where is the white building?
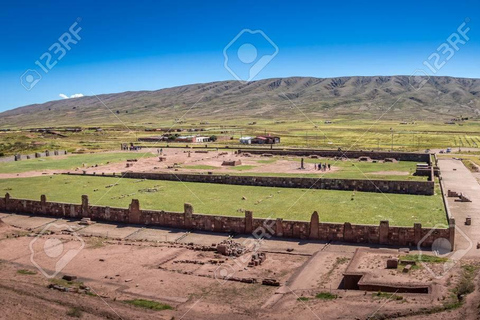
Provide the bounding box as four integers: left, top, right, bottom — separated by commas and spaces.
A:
194, 136, 210, 143
239, 136, 253, 144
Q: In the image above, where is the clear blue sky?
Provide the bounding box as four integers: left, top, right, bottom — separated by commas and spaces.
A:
1, 0, 479, 112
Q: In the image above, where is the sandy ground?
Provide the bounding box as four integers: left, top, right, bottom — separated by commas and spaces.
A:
0, 214, 479, 320
1, 152, 479, 319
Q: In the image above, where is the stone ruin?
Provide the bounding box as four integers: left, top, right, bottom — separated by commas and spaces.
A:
248, 252, 266, 267
79, 218, 95, 225
358, 156, 372, 162
262, 278, 280, 286
216, 239, 247, 257
386, 258, 398, 269
448, 189, 472, 202
448, 190, 460, 197
457, 193, 472, 202
222, 160, 242, 166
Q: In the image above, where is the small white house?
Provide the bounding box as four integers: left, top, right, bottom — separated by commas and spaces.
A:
239, 136, 253, 144
194, 136, 210, 143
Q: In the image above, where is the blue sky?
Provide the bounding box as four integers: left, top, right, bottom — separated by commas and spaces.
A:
0, 0, 479, 112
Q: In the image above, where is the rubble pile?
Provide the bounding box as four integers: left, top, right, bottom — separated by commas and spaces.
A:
216, 239, 248, 257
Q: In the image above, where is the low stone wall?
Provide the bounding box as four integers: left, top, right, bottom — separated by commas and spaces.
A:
237, 149, 431, 163
0, 194, 453, 248
116, 172, 434, 195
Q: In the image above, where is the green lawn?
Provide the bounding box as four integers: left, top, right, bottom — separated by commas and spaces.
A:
229, 165, 256, 171
0, 175, 446, 226
0, 152, 155, 174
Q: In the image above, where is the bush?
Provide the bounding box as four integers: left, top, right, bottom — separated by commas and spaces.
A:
315, 292, 337, 300
125, 299, 173, 311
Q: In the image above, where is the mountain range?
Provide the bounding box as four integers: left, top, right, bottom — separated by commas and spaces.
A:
1, 76, 479, 127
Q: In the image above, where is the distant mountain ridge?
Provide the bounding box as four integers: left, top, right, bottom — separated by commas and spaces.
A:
1, 76, 480, 127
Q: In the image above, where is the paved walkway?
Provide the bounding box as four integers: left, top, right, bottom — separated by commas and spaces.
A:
438, 158, 480, 258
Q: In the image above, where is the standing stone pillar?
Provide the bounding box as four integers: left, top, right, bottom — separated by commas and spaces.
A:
300, 158, 304, 169
379, 220, 389, 245
275, 218, 284, 237
449, 218, 456, 251
45, 150, 50, 156
81, 195, 89, 217
414, 223, 422, 246
35, 152, 41, 158
184, 203, 193, 228
213, 217, 222, 232
309, 211, 319, 239
4, 193, 10, 211
398, 228, 407, 246
129, 199, 141, 224
40, 195, 47, 215
245, 210, 253, 234
343, 222, 353, 242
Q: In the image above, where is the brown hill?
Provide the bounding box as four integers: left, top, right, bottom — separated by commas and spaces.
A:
1, 76, 479, 127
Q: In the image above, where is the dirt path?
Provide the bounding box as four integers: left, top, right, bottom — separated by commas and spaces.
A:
437, 159, 480, 259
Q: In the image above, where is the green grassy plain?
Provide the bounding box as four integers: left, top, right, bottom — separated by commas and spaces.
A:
0, 175, 446, 226
0, 152, 155, 174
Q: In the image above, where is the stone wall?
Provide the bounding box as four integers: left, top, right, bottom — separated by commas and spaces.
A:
117, 172, 434, 195
0, 193, 453, 248
0, 150, 67, 163
237, 149, 431, 163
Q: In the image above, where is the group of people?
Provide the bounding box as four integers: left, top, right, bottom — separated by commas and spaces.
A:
314, 163, 331, 171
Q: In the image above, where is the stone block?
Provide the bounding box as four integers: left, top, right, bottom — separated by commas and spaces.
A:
217, 245, 228, 255
466, 216, 472, 226
386, 258, 398, 269
402, 264, 412, 273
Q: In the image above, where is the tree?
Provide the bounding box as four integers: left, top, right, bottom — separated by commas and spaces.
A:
209, 135, 217, 142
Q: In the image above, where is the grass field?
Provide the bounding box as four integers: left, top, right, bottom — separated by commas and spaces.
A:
0, 175, 446, 226
0, 152, 155, 174
2, 119, 480, 156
